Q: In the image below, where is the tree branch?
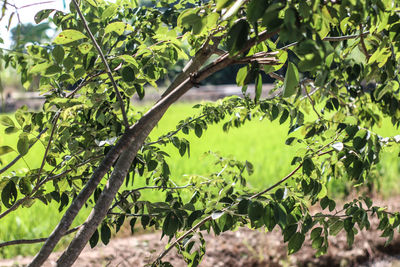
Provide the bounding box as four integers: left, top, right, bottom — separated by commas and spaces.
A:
359, 26, 370, 60
56, 142, 141, 266
29, 29, 278, 267
280, 32, 370, 50
36, 112, 60, 182
144, 115, 207, 146
0, 226, 81, 249
108, 184, 193, 212
0, 155, 101, 220
71, 0, 129, 128
160, 35, 223, 99
303, 83, 322, 120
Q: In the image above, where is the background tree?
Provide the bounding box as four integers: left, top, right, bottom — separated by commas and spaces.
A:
0, 0, 400, 266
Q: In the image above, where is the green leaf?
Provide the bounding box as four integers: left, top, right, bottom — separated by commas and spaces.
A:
1, 181, 18, 208
78, 42, 93, 54
329, 220, 344, 236
89, 229, 99, 248
248, 201, 264, 221
86, 0, 98, 7
247, 0, 268, 24
179, 141, 187, 157
104, 22, 132, 35
100, 224, 111, 245
254, 73, 262, 103
54, 30, 87, 45
245, 161, 254, 175
302, 157, 314, 177
194, 124, 203, 138
263, 204, 276, 231
216, 0, 234, 11
312, 236, 324, 249
147, 160, 158, 172
310, 227, 323, 240
279, 109, 289, 124
237, 199, 249, 214
17, 135, 29, 156
135, 84, 144, 99
236, 66, 248, 86
177, 9, 201, 29
101, 5, 117, 20
0, 115, 15, 127
226, 19, 249, 54
320, 197, 329, 210
163, 212, 179, 237
34, 9, 55, 24
288, 232, 305, 254
5, 127, 18, 135
0, 146, 13, 156
283, 224, 298, 242
122, 67, 135, 82
374, 80, 399, 101
282, 62, 299, 97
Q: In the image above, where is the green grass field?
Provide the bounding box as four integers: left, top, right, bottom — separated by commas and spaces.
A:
0, 101, 399, 258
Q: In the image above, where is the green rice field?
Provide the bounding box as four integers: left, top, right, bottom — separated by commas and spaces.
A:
0, 101, 399, 258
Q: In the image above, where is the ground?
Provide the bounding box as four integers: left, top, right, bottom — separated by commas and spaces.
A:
1, 197, 400, 267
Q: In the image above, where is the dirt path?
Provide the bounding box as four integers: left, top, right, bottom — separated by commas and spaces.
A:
2, 197, 400, 267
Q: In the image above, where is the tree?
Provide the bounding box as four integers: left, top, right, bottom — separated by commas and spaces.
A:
1, 0, 400, 266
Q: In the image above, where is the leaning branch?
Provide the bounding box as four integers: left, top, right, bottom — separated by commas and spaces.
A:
71, 0, 129, 128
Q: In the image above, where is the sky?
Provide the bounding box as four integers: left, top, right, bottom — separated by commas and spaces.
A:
0, 0, 70, 48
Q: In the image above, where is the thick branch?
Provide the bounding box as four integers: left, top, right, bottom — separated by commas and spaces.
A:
72, 0, 129, 128
160, 36, 222, 98
56, 142, 140, 266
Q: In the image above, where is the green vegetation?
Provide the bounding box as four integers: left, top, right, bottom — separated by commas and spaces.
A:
1, 102, 399, 258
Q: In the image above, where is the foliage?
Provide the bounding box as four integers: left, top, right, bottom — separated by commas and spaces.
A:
0, 0, 400, 266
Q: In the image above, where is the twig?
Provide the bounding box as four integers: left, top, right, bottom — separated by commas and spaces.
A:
154, 215, 212, 264
108, 184, 193, 212
108, 212, 158, 217
303, 83, 322, 120
36, 112, 60, 181
280, 32, 370, 50
72, 0, 130, 128
0, 127, 48, 175
269, 72, 284, 82
359, 26, 371, 60
0, 226, 81, 248
144, 115, 207, 146
0, 155, 102, 220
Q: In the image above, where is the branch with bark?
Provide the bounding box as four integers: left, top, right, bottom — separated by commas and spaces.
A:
28, 18, 279, 267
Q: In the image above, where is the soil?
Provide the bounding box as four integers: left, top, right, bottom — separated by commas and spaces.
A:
1, 197, 400, 267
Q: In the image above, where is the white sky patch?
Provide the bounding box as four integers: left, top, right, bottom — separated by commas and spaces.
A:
0, 0, 70, 48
